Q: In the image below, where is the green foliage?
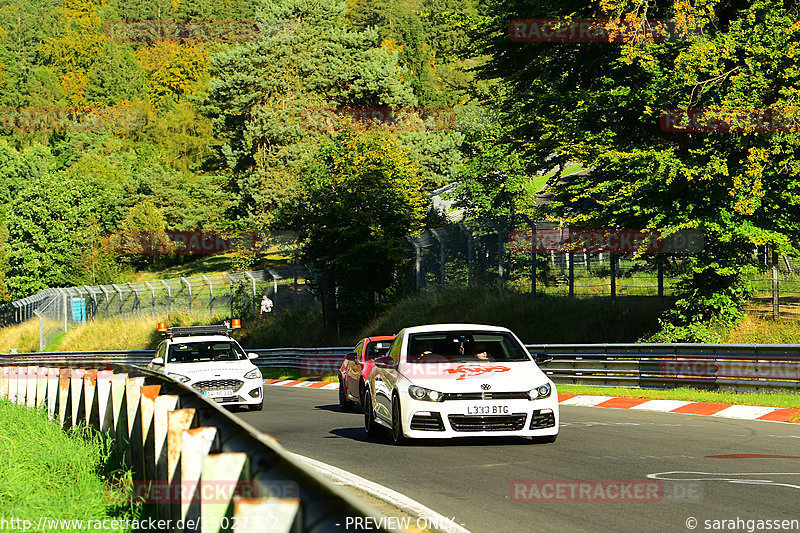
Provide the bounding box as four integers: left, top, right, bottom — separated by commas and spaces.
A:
283, 128, 426, 327
474, 0, 800, 339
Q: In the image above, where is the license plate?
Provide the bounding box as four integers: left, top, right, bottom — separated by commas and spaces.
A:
465, 404, 510, 415
204, 389, 235, 399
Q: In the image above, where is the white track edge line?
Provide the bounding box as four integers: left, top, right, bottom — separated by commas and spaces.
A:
290, 453, 472, 533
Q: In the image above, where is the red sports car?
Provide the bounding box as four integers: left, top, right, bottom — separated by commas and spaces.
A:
338, 335, 396, 410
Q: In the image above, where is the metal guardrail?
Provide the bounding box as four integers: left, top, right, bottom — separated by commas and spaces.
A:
0, 360, 392, 532
2, 344, 799, 392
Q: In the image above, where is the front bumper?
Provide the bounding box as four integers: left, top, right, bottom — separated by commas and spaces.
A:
190, 377, 264, 407
399, 394, 559, 439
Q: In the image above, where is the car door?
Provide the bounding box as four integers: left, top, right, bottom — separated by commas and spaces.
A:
346, 340, 365, 400
374, 332, 402, 422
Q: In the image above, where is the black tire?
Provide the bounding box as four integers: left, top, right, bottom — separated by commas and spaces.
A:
528, 434, 557, 444
363, 391, 382, 438
391, 396, 407, 445
339, 379, 355, 411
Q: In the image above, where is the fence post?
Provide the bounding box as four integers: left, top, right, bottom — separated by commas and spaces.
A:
657, 261, 664, 305
181, 277, 192, 314
33, 310, 44, 351
144, 281, 156, 318
161, 280, 172, 314
457, 223, 473, 288
245, 272, 257, 317
486, 219, 504, 290
60, 288, 68, 333
268, 269, 280, 297
405, 236, 422, 290
610, 253, 617, 304
83, 286, 97, 321
99, 286, 110, 319
286, 265, 299, 312
568, 252, 574, 299
518, 215, 537, 296
112, 284, 124, 315
772, 250, 780, 319
202, 275, 213, 317
223, 274, 235, 319
127, 283, 140, 317
429, 229, 446, 290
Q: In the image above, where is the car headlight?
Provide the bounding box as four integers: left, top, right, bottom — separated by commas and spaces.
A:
408, 385, 444, 402
528, 384, 551, 400
167, 372, 190, 383
244, 368, 262, 379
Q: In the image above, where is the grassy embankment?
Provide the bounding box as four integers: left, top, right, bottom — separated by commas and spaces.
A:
0, 400, 138, 530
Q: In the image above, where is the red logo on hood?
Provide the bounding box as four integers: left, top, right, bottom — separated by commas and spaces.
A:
444, 365, 511, 381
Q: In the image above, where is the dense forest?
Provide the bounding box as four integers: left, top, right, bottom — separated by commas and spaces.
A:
0, 0, 495, 306
3, 0, 799, 340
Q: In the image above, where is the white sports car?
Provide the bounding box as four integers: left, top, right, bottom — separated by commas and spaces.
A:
363, 324, 558, 444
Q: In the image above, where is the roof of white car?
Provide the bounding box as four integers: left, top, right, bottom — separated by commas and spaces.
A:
402, 323, 512, 334
166, 335, 236, 344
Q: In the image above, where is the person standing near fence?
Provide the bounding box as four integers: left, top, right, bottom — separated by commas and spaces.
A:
260, 294, 273, 315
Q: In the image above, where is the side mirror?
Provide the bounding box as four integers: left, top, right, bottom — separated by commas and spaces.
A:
374, 356, 395, 369
535, 354, 553, 366
152, 357, 164, 366
345, 352, 357, 362
248, 353, 258, 360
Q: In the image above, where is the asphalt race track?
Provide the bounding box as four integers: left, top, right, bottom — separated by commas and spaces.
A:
237, 387, 799, 533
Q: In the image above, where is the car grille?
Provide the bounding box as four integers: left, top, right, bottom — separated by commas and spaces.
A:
410, 413, 445, 431
530, 410, 556, 429
448, 413, 527, 432
193, 379, 244, 392
441, 392, 530, 401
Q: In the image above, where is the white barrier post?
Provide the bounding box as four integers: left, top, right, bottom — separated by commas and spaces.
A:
26, 366, 37, 407
46, 368, 59, 420
201, 453, 249, 533
70, 368, 86, 428
181, 427, 218, 530
167, 409, 196, 523
36, 367, 48, 408
97, 370, 114, 433
58, 368, 71, 427
84, 369, 99, 428
0, 366, 10, 400
15, 366, 26, 405
125, 376, 146, 478
140, 384, 162, 482
233, 497, 302, 533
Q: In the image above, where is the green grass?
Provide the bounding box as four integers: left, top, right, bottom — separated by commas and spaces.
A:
527, 163, 585, 194
0, 401, 138, 530
558, 384, 800, 411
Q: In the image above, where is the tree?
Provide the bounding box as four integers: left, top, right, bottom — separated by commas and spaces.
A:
475, 0, 800, 339
203, 0, 417, 230
283, 129, 426, 328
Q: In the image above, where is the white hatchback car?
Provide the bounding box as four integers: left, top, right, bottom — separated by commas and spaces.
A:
363, 324, 558, 444
148, 324, 264, 411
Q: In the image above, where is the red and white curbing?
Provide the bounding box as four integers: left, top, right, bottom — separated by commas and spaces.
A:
264, 379, 800, 424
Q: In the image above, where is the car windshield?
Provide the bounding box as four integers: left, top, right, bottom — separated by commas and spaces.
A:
167, 341, 246, 363
406, 331, 531, 364
365, 340, 393, 360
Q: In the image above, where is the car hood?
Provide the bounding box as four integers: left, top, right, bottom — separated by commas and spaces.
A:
399, 361, 550, 391
166, 360, 256, 376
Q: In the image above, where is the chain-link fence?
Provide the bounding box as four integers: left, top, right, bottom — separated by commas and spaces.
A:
404, 219, 693, 302
0, 266, 319, 350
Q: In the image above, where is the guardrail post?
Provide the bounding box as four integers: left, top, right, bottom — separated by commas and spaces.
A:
125, 376, 146, 478
140, 384, 162, 482
83, 369, 99, 428
35, 367, 48, 408
201, 453, 249, 533
181, 277, 193, 314
96, 370, 114, 433
0, 366, 8, 400
181, 427, 219, 529
772, 250, 780, 319
46, 368, 59, 420
58, 368, 71, 427
165, 408, 196, 521
233, 497, 301, 533
70, 368, 86, 428
203, 275, 214, 317
24, 366, 35, 407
